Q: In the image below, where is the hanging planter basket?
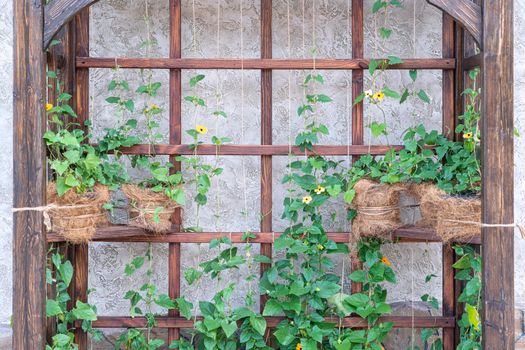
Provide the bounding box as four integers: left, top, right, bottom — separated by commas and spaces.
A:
351, 179, 405, 240
413, 184, 481, 242
122, 184, 180, 234
47, 183, 110, 243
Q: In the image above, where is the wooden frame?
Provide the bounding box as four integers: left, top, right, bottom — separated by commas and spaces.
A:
12, 0, 514, 349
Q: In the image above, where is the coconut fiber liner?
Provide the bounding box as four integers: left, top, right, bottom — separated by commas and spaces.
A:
411, 183, 481, 242
47, 183, 110, 243
122, 184, 179, 234
351, 179, 405, 241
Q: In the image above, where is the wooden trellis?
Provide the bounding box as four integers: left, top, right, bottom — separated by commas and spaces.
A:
12, 0, 514, 349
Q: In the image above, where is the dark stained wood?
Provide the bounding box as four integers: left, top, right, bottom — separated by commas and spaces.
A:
168, 0, 182, 344
463, 53, 481, 71
13, 0, 47, 348
105, 144, 406, 156
44, 0, 101, 49
481, 0, 515, 348
426, 0, 481, 47
442, 14, 456, 350
76, 57, 456, 70
260, 0, 272, 314
47, 225, 481, 245
351, 0, 364, 295
73, 9, 90, 349
455, 27, 465, 136
83, 315, 456, 329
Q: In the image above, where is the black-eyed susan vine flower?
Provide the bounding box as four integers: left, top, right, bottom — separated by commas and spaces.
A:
196, 124, 208, 135
381, 256, 392, 266
46, 103, 53, 111
302, 196, 313, 205
463, 132, 473, 139
314, 185, 326, 195
373, 91, 385, 102
296, 343, 302, 350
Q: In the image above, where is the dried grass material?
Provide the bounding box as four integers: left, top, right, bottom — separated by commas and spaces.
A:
351, 179, 405, 240
47, 183, 110, 244
412, 183, 481, 242
122, 184, 179, 234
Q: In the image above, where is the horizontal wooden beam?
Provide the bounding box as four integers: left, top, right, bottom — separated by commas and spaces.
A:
81, 315, 456, 329
77, 57, 456, 70
47, 226, 481, 245
463, 53, 482, 71
427, 0, 482, 47
44, 0, 101, 49
99, 144, 402, 156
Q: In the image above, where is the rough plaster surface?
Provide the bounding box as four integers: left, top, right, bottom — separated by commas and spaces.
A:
0, 0, 524, 348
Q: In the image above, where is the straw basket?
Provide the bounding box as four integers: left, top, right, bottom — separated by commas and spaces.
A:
47, 183, 110, 243
122, 184, 179, 234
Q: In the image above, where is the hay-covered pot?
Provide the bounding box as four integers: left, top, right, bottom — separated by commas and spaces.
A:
47, 183, 110, 243
122, 184, 179, 234
415, 184, 481, 242
351, 179, 405, 240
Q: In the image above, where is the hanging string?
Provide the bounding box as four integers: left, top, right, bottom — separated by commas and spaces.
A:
239, 0, 249, 223
214, 0, 223, 233
346, 0, 352, 167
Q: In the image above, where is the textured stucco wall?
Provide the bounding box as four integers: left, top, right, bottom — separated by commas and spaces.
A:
0, 0, 525, 347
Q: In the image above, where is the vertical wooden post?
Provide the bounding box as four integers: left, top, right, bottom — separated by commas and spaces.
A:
350, 0, 364, 295
481, 0, 515, 349
168, 0, 182, 344
442, 13, 456, 350
74, 8, 90, 350
260, 0, 272, 312
13, 0, 47, 348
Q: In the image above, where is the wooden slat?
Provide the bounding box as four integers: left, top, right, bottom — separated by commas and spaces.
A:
351, 0, 364, 295
442, 14, 456, 350
168, 0, 182, 344
13, 0, 47, 347
84, 315, 456, 329
46, 226, 482, 245
481, 0, 515, 348
73, 9, 90, 350
426, 0, 482, 46
76, 57, 456, 70
463, 53, 481, 71
259, 0, 273, 314
44, 0, 102, 49
103, 144, 405, 156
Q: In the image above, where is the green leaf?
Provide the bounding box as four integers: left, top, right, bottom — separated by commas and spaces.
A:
59, 260, 73, 287
83, 153, 100, 171
155, 294, 177, 309
72, 301, 97, 321
466, 303, 480, 330
249, 315, 267, 336
388, 55, 404, 65
221, 321, 238, 338
409, 69, 418, 82
368, 59, 380, 75
348, 270, 366, 283
190, 74, 205, 87
46, 299, 63, 317
417, 90, 431, 103
262, 299, 282, 316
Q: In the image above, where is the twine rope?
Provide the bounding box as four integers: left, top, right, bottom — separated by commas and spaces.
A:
13, 203, 102, 231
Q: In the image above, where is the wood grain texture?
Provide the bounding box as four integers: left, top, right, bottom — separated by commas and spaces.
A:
13, 0, 47, 348
426, 0, 481, 46
83, 315, 455, 329
103, 144, 406, 156
76, 57, 455, 70
168, 0, 182, 344
43, 0, 101, 48
46, 226, 481, 245
351, 0, 364, 295
259, 0, 273, 314
481, 0, 515, 348
73, 9, 90, 349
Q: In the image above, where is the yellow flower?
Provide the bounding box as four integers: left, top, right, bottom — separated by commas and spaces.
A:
302, 196, 313, 205
373, 91, 385, 102
45, 103, 53, 111
381, 256, 392, 266
296, 343, 302, 350
196, 125, 208, 135
380, 345, 385, 350
314, 185, 326, 195
463, 132, 473, 139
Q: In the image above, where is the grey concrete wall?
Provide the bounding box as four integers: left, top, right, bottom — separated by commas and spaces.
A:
0, 0, 524, 348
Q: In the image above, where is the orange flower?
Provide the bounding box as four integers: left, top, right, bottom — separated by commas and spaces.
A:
381, 256, 392, 266
296, 343, 302, 350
